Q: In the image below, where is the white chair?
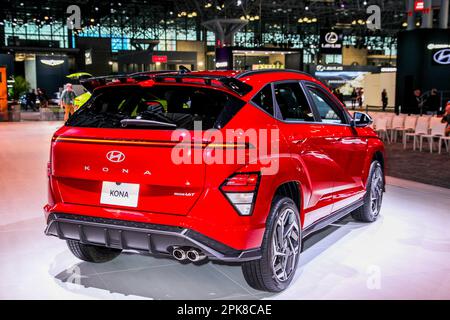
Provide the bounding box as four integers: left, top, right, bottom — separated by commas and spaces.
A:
388, 115, 404, 143
384, 114, 395, 142
404, 116, 429, 150
375, 117, 389, 142
419, 118, 447, 153
439, 135, 450, 154
396, 116, 416, 144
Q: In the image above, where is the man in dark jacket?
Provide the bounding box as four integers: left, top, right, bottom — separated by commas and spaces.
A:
381, 89, 388, 111
25, 89, 37, 111
408, 89, 422, 115
425, 88, 440, 115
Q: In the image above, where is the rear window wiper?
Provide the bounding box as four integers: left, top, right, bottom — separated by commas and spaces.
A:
120, 119, 177, 128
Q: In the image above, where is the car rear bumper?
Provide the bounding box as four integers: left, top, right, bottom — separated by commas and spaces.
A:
45, 213, 261, 262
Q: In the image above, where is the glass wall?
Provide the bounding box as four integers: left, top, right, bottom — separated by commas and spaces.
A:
3, 19, 396, 56
4, 21, 68, 48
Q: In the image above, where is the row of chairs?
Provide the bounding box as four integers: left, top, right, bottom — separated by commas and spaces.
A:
366, 113, 449, 154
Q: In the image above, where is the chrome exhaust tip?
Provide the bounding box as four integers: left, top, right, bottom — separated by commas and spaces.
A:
172, 247, 186, 261
186, 248, 206, 262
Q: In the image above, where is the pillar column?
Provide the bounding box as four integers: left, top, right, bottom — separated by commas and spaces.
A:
407, 0, 416, 30
439, 0, 449, 28
421, 0, 433, 28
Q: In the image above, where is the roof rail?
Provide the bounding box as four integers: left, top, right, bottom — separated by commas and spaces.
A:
128, 70, 177, 81
153, 74, 253, 96
235, 68, 310, 79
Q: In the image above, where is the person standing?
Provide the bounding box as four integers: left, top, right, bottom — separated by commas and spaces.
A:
381, 89, 388, 111
425, 88, 440, 116
408, 89, 422, 115
26, 89, 37, 111
350, 88, 357, 110
334, 88, 344, 104
37, 88, 48, 109
60, 83, 76, 121
357, 88, 364, 109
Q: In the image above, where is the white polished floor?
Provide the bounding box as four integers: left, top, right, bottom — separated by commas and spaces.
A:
1, 121, 450, 300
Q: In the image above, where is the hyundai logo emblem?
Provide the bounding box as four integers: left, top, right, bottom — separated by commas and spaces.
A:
106, 151, 126, 163
325, 32, 338, 44
433, 49, 450, 65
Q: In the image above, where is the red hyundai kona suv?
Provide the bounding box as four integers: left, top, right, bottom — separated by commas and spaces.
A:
44, 69, 385, 292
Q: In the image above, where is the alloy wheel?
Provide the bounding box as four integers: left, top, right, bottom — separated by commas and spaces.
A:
370, 166, 384, 217
271, 208, 300, 282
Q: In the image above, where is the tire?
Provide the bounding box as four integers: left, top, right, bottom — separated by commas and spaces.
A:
242, 196, 301, 292
67, 240, 122, 263
352, 160, 384, 222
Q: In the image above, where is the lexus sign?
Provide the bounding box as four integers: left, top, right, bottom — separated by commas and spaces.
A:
433, 49, 450, 65
324, 32, 339, 44
320, 30, 342, 54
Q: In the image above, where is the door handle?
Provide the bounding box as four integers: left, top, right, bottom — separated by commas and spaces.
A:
324, 137, 341, 141
291, 139, 306, 144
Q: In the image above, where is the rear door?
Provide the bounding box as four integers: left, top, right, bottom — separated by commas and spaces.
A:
271, 81, 337, 227
303, 82, 368, 211
51, 84, 245, 215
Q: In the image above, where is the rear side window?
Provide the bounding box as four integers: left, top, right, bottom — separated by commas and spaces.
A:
66, 85, 245, 130
274, 82, 315, 122
252, 84, 274, 116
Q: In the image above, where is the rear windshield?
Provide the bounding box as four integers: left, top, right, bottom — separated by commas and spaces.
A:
66, 85, 245, 130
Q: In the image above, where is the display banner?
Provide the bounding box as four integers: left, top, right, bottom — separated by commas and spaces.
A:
215, 47, 233, 70
395, 29, 450, 113
152, 55, 168, 63
320, 30, 343, 54
414, 0, 425, 11
0, 66, 7, 115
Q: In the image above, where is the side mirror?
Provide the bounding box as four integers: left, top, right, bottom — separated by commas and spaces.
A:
351, 112, 373, 127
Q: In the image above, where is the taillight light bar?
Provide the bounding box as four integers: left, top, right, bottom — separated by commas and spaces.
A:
220, 172, 260, 216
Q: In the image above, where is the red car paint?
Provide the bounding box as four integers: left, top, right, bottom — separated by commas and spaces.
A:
44, 70, 384, 253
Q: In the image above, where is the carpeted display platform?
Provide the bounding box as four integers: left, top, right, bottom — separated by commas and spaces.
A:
385, 143, 450, 189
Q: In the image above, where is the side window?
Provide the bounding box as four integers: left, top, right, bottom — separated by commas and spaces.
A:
251, 84, 274, 115
273, 82, 315, 122
307, 87, 346, 124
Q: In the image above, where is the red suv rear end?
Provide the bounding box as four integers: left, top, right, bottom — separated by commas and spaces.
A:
45, 70, 385, 292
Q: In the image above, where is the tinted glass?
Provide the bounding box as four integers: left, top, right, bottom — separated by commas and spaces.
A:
274, 82, 315, 122
67, 85, 245, 130
252, 84, 274, 115
307, 87, 346, 124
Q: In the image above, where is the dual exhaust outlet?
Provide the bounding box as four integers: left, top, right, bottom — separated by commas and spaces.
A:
172, 247, 206, 262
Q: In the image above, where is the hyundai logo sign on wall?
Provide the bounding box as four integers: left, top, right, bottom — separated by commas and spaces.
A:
106, 151, 126, 163
433, 49, 450, 65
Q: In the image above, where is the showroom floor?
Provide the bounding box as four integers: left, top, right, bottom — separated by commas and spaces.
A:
1, 122, 450, 300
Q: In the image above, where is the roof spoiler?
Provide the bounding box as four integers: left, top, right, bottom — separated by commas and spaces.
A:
79, 71, 176, 92
153, 74, 253, 96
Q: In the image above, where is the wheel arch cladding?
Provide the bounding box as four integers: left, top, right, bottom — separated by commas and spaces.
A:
372, 150, 385, 172
372, 150, 386, 189
274, 181, 302, 223
363, 138, 385, 187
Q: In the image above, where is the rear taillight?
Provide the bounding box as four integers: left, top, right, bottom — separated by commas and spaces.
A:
47, 161, 52, 176
220, 173, 260, 216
